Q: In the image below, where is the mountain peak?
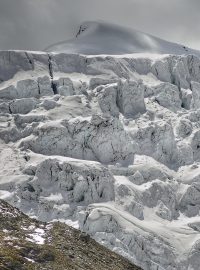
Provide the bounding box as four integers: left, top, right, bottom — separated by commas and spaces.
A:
45, 21, 200, 56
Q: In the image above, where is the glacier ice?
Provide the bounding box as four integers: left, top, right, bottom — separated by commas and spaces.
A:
0, 49, 200, 270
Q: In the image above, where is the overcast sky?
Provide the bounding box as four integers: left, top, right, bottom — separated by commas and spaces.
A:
0, 0, 200, 51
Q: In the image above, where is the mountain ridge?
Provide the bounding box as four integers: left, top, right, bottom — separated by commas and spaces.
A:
45, 21, 200, 56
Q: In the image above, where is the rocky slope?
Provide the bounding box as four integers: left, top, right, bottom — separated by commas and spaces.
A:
0, 199, 140, 270
0, 22, 200, 270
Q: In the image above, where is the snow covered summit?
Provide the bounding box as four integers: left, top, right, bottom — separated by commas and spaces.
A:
46, 21, 200, 56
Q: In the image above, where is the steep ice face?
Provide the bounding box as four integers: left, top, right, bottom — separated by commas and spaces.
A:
45, 21, 200, 56
19, 115, 135, 164
1, 47, 200, 270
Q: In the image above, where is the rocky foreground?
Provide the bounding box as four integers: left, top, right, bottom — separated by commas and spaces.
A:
0, 199, 140, 270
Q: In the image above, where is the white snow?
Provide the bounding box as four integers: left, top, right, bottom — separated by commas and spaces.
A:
46, 21, 200, 57
26, 228, 45, 245
25, 257, 35, 263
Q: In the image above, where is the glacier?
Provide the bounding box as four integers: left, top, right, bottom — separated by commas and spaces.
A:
1, 22, 200, 270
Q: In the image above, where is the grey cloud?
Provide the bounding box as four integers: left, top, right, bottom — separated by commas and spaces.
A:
0, 0, 199, 51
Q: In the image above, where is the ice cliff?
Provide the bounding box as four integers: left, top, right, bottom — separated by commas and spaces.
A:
1, 22, 200, 270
